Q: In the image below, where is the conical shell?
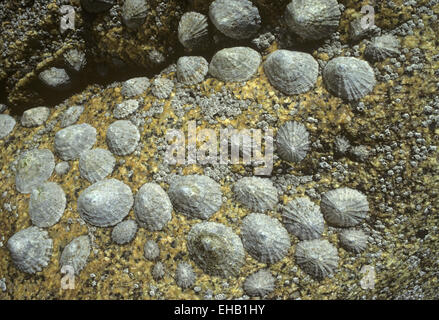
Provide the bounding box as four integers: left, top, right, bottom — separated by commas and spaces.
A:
295, 239, 339, 279
29, 182, 66, 228
243, 269, 275, 297
234, 177, 278, 212
59, 235, 91, 275
79, 148, 116, 183
122, 0, 148, 29
178, 12, 209, 50
365, 34, 400, 62
54, 123, 97, 160
339, 229, 368, 253
177, 56, 208, 85
121, 77, 150, 98
276, 121, 310, 162
106, 120, 140, 156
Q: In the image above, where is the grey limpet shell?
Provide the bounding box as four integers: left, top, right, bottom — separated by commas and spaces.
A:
176, 56, 209, 85
7, 226, 53, 274
0, 114, 16, 139
121, 77, 150, 98
77, 179, 134, 227
38, 67, 71, 91
264, 50, 319, 95
134, 183, 173, 231
21, 107, 50, 128
79, 148, 116, 183
15, 149, 55, 194
175, 262, 196, 290
209, 47, 261, 82
276, 121, 310, 163
111, 220, 138, 244
243, 269, 275, 297
63, 49, 87, 73
209, 0, 261, 40
178, 12, 209, 50
241, 213, 291, 264
59, 235, 91, 275
54, 123, 97, 160
365, 34, 401, 62
339, 229, 368, 253
80, 0, 115, 13
60, 105, 84, 128
168, 175, 222, 220
152, 262, 165, 280
323, 57, 376, 101
295, 239, 339, 279
282, 197, 324, 240
285, 0, 341, 41
106, 120, 140, 156
187, 222, 245, 278
151, 78, 174, 99
144, 240, 160, 260
55, 161, 70, 176
29, 182, 66, 228
122, 0, 148, 29
320, 187, 369, 227
234, 177, 278, 212
113, 99, 139, 119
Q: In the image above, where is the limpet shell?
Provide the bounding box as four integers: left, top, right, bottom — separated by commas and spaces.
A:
339, 229, 368, 253
151, 77, 174, 99
29, 182, 66, 228
276, 121, 310, 163
59, 235, 91, 275
63, 49, 87, 73
38, 67, 71, 91
121, 0, 148, 29
234, 177, 278, 212
295, 239, 339, 279
106, 120, 140, 156
79, 148, 116, 183
144, 240, 160, 260
175, 262, 196, 290
54, 123, 97, 160
365, 34, 401, 62
243, 269, 275, 297
111, 220, 138, 244
178, 12, 209, 50
121, 77, 150, 98
0, 114, 16, 139
177, 56, 209, 85
60, 105, 84, 128
21, 107, 50, 128
113, 99, 139, 119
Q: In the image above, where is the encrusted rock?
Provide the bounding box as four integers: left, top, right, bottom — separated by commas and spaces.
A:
106, 120, 140, 156
365, 34, 401, 62
176, 56, 208, 85
80, 0, 115, 13
134, 183, 173, 231
63, 49, 87, 73
295, 239, 339, 279
0, 114, 16, 139
285, 0, 341, 40
339, 229, 368, 253
187, 222, 245, 278
323, 57, 376, 101
282, 197, 324, 240
144, 240, 160, 260
59, 235, 91, 275
178, 12, 209, 50
243, 269, 275, 297
113, 99, 140, 119
264, 50, 318, 95
175, 262, 196, 289
7, 226, 53, 274
209, 47, 261, 82
15, 149, 55, 194
111, 220, 138, 244
241, 213, 291, 264
234, 177, 278, 212
60, 105, 84, 128
168, 175, 222, 220
54, 123, 97, 160
209, 0, 261, 40
320, 187, 369, 227
77, 179, 134, 227
21, 107, 50, 128
122, 0, 148, 29
79, 148, 116, 183
29, 182, 66, 228
121, 77, 150, 98
38, 67, 71, 91
276, 121, 310, 163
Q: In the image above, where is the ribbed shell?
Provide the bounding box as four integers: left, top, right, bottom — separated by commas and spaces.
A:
39, 67, 71, 91
63, 49, 87, 73
339, 229, 368, 253
243, 269, 275, 297
151, 77, 174, 99
168, 175, 222, 220
282, 197, 324, 240
21, 107, 50, 128
121, 77, 150, 98
60, 105, 84, 128
54, 123, 97, 160
175, 262, 196, 289
106, 120, 140, 156
29, 182, 66, 228
77, 179, 134, 227
323, 57, 376, 101
152, 262, 165, 280
276, 121, 310, 163
295, 239, 339, 279
134, 182, 173, 231
264, 50, 319, 95
0, 114, 16, 139
209, 0, 261, 40
187, 222, 245, 278
241, 213, 291, 264
59, 235, 91, 275
79, 148, 115, 183
177, 56, 209, 85
111, 220, 138, 244
209, 47, 261, 82
320, 187, 369, 227
234, 177, 278, 212
365, 34, 401, 62
7, 226, 53, 274
285, 0, 341, 40
178, 12, 209, 50
144, 240, 160, 260
113, 99, 139, 119
122, 0, 148, 29
80, 0, 115, 13
15, 149, 55, 194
